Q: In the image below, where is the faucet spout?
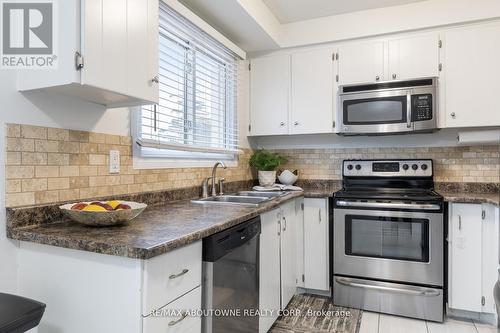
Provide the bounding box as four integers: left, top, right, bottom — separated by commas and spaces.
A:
211, 161, 227, 196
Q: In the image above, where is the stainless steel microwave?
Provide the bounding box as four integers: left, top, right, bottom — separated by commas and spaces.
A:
337, 78, 438, 135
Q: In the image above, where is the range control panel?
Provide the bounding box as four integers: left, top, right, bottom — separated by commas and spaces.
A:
343, 160, 433, 177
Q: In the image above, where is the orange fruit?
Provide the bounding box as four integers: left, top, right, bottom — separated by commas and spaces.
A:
82, 204, 108, 212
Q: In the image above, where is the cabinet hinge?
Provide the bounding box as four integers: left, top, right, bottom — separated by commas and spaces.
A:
332, 53, 335, 61
481, 296, 485, 306
75, 51, 84, 70
248, 63, 251, 71
438, 40, 442, 48
302, 274, 305, 283
248, 124, 251, 132
482, 210, 486, 220
301, 203, 304, 211
335, 74, 339, 82
438, 63, 443, 72
336, 53, 339, 60
332, 121, 336, 128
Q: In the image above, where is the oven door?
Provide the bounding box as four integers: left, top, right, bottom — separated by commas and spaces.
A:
338, 89, 413, 134
334, 208, 443, 286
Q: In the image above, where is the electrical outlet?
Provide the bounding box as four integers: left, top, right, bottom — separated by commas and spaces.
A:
109, 150, 120, 174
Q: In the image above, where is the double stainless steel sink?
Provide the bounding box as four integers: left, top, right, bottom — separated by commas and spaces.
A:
191, 191, 289, 207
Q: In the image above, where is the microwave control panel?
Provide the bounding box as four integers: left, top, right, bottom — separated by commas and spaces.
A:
412, 94, 433, 121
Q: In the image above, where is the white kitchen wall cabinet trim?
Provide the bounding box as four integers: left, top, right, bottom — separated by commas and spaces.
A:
18, 0, 160, 107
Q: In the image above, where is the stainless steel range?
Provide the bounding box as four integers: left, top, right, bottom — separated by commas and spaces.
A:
333, 159, 444, 322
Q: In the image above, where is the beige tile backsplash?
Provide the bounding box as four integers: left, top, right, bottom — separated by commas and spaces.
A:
4, 123, 499, 207
5, 124, 253, 207
274, 146, 499, 183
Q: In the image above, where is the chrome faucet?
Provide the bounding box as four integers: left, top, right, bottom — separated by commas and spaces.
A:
211, 161, 227, 196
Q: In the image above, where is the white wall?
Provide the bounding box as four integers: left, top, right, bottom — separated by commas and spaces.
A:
0, 69, 132, 293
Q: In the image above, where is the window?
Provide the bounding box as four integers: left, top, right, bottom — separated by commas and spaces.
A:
135, 3, 239, 161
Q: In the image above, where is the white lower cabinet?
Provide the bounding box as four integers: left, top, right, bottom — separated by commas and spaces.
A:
448, 203, 499, 314
142, 287, 201, 333
259, 198, 303, 333
303, 198, 330, 291
17, 241, 202, 333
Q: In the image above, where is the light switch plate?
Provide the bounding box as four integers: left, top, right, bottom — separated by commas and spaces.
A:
109, 150, 120, 174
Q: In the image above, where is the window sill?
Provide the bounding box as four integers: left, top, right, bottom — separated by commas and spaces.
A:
132, 156, 238, 169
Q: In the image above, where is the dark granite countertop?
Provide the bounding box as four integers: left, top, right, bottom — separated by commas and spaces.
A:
438, 191, 499, 206
8, 192, 304, 260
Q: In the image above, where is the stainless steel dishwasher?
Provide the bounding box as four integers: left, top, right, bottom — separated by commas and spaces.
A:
202, 216, 261, 333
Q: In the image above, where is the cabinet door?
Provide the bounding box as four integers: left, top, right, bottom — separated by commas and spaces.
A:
481, 204, 499, 314
280, 201, 297, 308
127, 0, 159, 103
295, 198, 305, 288
143, 287, 201, 333
388, 33, 439, 81
290, 48, 335, 134
303, 198, 329, 291
259, 208, 281, 333
249, 55, 290, 136
338, 41, 385, 85
443, 23, 500, 128
82, 0, 128, 95
449, 203, 482, 312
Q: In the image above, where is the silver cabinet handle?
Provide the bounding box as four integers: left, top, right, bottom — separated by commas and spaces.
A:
319, 209, 322, 222
392, 73, 397, 79
458, 215, 462, 231
169, 269, 189, 279
336, 277, 441, 297
336, 200, 441, 211
280, 121, 285, 126
168, 311, 188, 326
450, 112, 456, 118
151, 75, 159, 83
406, 92, 412, 128
375, 76, 380, 81
293, 121, 299, 126
283, 216, 287, 231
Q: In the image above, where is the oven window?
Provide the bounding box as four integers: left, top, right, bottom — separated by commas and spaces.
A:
345, 215, 429, 262
343, 96, 407, 125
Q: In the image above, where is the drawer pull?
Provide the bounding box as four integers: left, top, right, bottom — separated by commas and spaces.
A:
168, 311, 188, 326
169, 269, 189, 279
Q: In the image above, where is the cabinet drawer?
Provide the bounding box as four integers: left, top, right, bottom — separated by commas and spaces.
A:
143, 286, 201, 333
143, 241, 202, 315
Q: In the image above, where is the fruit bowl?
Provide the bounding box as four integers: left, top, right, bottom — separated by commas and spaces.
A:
59, 201, 147, 226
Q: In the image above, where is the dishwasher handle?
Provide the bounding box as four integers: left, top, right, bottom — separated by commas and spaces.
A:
202, 216, 261, 262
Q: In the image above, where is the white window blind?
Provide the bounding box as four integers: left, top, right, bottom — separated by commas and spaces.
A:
137, 3, 239, 156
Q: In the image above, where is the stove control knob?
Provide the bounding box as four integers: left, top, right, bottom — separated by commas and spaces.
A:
355, 164, 362, 170
402, 164, 409, 170
421, 164, 428, 170
412, 164, 419, 170
347, 164, 353, 170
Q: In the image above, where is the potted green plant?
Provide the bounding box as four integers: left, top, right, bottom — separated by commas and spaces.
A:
249, 149, 287, 187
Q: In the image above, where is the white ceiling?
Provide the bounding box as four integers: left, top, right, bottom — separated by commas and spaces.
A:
263, 0, 426, 23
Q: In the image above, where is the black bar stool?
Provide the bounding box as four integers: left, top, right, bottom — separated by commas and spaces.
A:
0, 293, 45, 333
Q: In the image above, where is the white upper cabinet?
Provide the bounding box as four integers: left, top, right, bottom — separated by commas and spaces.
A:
388, 33, 439, 81
442, 22, 500, 128
338, 41, 385, 85
18, 0, 159, 107
290, 48, 336, 134
249, 55, 290, 136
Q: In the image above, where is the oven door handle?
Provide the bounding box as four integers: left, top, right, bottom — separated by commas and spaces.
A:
335, 277, 441, 297
335, 200, 441, 211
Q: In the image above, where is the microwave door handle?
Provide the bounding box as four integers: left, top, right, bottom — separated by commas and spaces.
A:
406, 91, 412, 129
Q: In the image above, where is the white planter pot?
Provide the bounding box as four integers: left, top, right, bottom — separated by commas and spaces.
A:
258, 171, 276, 187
